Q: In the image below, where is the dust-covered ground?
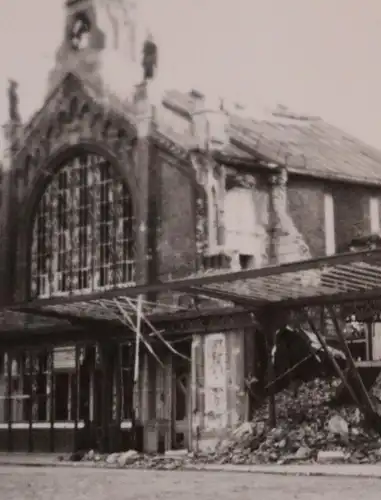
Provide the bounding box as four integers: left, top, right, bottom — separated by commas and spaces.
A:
0, 466, 381, 500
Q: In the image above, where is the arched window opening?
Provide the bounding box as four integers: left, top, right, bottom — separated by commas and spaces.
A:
31, 152, 135, 298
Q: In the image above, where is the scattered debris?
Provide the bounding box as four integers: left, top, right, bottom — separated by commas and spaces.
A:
327, 415, 349, 443
118, 450, 139, 466
105, 452, 119, 465
209, 378, 381, 465
73, 378, 381, 470
317, 450, 347, 464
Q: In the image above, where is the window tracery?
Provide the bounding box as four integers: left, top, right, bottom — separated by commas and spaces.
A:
31, 152, 135, 298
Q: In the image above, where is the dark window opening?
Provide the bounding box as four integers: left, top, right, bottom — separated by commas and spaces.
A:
239, 254, 255, 270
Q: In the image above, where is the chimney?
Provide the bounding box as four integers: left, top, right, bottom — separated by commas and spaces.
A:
189, 90, 230, 152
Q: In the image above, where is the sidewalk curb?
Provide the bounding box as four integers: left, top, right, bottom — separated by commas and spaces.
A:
1, 459, 381, 479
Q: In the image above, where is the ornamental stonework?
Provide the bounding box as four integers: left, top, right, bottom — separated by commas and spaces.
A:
13, 75, 136, 206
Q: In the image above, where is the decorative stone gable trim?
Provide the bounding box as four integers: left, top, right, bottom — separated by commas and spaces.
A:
189, 152, 226, 260
13, 78, 137, 207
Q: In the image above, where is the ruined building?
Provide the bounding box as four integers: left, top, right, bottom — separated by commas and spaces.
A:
0, 0, 381, 453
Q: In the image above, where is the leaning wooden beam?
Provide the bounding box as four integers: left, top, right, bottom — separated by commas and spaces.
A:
326, 306, 376, 415
110, 298, 163, 368
303, 309, 361, 407
264, 353, 314, 392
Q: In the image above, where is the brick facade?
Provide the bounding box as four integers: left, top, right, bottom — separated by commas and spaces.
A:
287, 175, 381, 258
157, 158, 197, 280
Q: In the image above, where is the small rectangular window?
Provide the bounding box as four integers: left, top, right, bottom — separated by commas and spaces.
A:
324, 193, 335, 256
239, 254, 254, 270
370, 196, 380, 234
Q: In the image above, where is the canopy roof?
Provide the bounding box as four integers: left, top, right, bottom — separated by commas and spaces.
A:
6, 249, 381, 327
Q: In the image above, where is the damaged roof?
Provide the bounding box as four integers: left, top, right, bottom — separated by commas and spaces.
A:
19, 27, 381, 188
163, 89, 381, 186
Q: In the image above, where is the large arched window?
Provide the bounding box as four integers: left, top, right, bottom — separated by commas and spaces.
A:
30, 152, 135, 298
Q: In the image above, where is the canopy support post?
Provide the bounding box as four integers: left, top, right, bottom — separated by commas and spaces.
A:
261, 307, 289, 428
133, 295, 143, 415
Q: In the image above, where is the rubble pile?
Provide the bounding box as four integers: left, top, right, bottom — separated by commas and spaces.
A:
67, 377, 381, 470
211, 377, 381, 465
76, 449, 192, 470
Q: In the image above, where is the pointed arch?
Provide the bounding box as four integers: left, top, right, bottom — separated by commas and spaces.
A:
18, 142, 138, 300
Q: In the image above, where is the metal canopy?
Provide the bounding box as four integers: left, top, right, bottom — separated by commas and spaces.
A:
0, 310, 71, 333
9, 249, 381, 325
18, 295, 193, 325
192, 253, 381, 308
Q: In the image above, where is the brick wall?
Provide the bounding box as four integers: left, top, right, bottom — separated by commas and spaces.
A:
287, 176, 326, 257
157, 157, 197, 281
287, 175, 381, 257
332, 183, 371, 252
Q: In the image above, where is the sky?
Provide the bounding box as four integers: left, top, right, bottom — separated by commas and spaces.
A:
0, 0, 380, 148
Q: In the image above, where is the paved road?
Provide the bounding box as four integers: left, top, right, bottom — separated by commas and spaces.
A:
1, 466, 381, 500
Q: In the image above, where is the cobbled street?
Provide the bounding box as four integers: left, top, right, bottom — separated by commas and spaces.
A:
1, 466, 381, 500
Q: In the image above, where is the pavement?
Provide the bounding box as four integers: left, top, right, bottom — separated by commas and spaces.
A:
2, 465, 381, 500
1, 452, 381, 478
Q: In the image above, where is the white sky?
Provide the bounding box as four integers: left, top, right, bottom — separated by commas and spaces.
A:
0, 0, 380, 147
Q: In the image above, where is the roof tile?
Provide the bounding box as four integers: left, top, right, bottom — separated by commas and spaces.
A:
164, 90, 381, 185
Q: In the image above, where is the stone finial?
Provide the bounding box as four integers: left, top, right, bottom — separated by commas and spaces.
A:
7, 79, 21, 124
142, 32, 158, 81
190, 94, 230, 153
